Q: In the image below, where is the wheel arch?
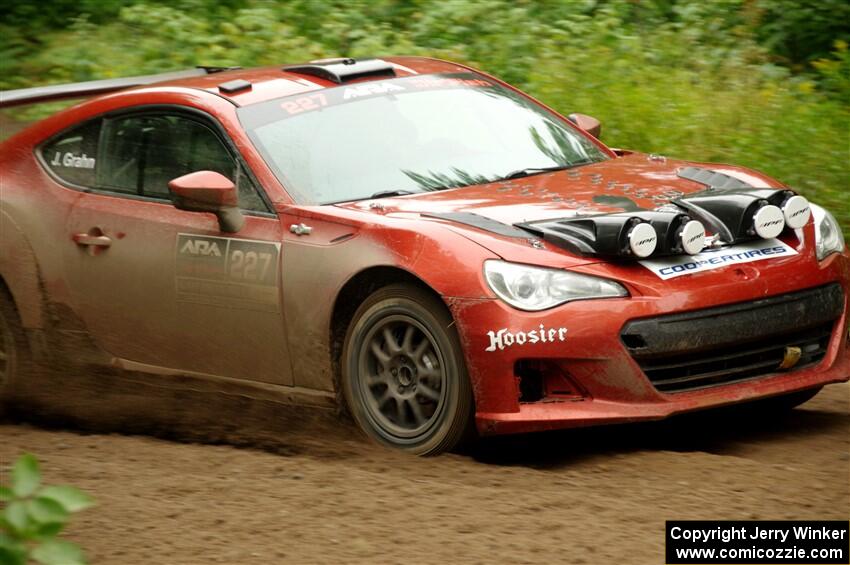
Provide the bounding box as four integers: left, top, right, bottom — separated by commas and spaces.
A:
329, 266, 449, 403
0, 210, 46, 329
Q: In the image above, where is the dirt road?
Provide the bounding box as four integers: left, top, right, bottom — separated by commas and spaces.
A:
1, 383, 848, 564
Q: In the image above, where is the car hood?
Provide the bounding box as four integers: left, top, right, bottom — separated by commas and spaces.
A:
336, 152, 784, 266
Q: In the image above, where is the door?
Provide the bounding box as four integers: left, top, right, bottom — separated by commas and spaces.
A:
58, 110, 293, 385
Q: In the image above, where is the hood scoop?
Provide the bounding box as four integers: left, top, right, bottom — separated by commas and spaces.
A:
676, 166, 753, 189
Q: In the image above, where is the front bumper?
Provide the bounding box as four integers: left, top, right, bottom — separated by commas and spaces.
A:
448, 252, 850, 436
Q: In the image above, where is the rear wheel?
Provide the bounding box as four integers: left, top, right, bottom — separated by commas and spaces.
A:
341, 284, 473, 455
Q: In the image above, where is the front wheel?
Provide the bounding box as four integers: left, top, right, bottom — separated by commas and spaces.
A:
341, 284, 473, 455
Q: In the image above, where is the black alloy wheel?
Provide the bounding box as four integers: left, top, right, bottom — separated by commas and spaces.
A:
342, 284, 473, 455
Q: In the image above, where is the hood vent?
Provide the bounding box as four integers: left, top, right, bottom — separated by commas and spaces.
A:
421, 212, 530, 238
677, 166, 753, 189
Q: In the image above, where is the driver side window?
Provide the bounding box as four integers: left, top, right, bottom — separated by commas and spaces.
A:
97, 113, 269, 212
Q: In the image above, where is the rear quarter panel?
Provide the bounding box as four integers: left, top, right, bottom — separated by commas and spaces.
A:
0, 126, 83, 329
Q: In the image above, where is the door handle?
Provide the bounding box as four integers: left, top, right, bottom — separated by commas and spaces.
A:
289, 223, 312, 236
73, 233, 112, 247
73, 232, 112, 255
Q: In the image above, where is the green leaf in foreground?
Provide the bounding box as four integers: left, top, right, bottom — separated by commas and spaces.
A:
39, 487, 94, 513
0, 543, 27, 565
2, 502, 28, 536
26, 498, 68, 525
11, 454, 40, 498
31, 523, 64, 541
31, 540, 86, 565
1, 454, 92, 564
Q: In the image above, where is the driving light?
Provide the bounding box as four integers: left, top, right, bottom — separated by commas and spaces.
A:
627, 223, 657, 258
752, 204, 785, 239
812, 204, 845, 261
484, 260, 628, 311
781, 195, 811, 229
679, 220, 706, 255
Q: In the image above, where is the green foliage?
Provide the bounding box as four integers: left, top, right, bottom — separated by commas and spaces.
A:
0, 0, 847, 231
0, 455, 94, 565
812, 40, 850, 105
755, 0, 850, 65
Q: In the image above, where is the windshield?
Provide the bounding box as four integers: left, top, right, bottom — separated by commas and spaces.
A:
239, 73, 610, 204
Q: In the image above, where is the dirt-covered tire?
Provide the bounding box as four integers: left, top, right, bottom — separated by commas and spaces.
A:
341, 284, 474, 455
0, 287, 28, 413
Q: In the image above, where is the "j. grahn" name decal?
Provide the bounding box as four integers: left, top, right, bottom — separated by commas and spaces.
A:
50, 152, 96, 169
485, 325, 568, 352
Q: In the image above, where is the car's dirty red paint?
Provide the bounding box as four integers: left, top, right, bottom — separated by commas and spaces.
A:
168, 170, 238, 204
1, 57, 847, 438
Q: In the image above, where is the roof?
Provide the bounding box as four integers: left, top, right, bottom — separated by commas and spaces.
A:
0, 57, 471, 110
161, 56, 471, 106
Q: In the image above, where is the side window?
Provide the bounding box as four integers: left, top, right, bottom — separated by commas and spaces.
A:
232, 166, 265, 212
41, 120, 101, 187
98, 113, 269, 211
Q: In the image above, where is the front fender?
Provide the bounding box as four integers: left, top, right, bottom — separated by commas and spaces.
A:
279, 206, 497, 391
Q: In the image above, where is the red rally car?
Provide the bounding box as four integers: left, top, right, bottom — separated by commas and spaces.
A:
1, 57, 847, 455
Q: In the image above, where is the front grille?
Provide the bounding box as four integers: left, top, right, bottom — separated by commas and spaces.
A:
621, 284, 844, 393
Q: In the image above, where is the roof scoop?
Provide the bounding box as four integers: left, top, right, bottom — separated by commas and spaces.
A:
283, 58, 396, 84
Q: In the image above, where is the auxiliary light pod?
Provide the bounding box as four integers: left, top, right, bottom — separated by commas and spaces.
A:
513, 188, 809, 259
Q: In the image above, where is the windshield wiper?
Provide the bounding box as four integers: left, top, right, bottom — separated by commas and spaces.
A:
369, 189, 419, 199
501, 165, 570, 180
500, 159, 597, 181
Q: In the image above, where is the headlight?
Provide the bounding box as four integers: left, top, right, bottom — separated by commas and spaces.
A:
483, 260, 628, 311
812, 204, 845, 261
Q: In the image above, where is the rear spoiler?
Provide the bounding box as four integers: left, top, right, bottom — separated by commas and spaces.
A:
0, 66, 240, 109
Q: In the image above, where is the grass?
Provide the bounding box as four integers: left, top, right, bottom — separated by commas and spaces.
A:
1, 0, 846, 232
